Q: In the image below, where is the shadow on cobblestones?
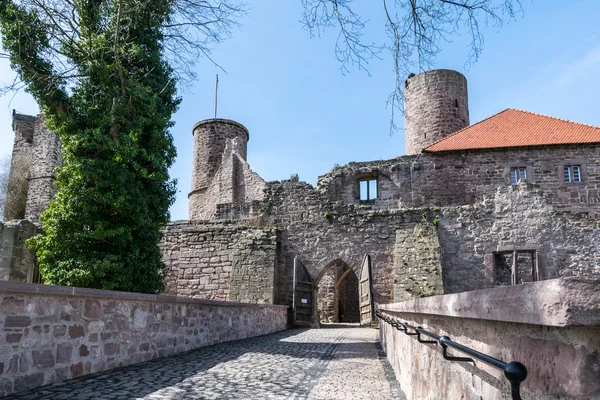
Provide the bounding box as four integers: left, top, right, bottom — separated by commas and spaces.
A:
4, 326, 402, 400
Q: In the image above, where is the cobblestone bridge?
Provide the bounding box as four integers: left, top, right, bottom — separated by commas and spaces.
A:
5, 326, 403, 400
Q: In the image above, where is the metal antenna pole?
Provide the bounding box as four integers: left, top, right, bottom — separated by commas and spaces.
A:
214, 74, 219, 119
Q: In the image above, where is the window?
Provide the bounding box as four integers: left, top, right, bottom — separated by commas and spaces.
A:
494, 250, 538, 286
359, 179, 377, 201
564, 165, 582, 183
510, 167, 527, 185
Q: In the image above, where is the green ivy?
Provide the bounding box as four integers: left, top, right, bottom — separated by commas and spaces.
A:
1, 0, 178, 293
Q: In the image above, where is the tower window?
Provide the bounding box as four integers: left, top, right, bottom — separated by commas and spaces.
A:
454, 99, 459, 107
564, 165, 581, 183
510, 167, 527, 184
359, 179, 377, 201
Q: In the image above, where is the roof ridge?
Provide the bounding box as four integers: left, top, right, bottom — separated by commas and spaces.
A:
510, 108, 600, 131
423, 108, 512, 151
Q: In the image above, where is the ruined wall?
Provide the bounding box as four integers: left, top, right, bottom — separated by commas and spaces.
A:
0, 282, 288, 397
160, 221, 277, 304
316, 144, 600, 217
24, 116, 62, 224
0, 220, 39, 283
394, 223, 443, 302
259, 180, 426, 307
404, 70, 469, 155
191, 141, 266, 220
4, 114, 35, 221
438, 181, 600, 294
379, 278, 600, 400
189, 119, 253, 220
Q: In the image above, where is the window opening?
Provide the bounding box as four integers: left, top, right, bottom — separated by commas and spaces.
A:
564, 165, 581, 183
359, 179, 377, 201
510, 167, 527, 185
494, 250, 538, 286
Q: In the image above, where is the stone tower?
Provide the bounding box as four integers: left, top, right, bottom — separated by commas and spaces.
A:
404, 69, 469, 155
188, 118, 266, 220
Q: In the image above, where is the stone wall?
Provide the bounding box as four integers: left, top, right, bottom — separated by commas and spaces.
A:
258, 180, 425, 307
378, 277, 600, 400
394, 223, 443, 301
4, 114, 35, 221
160, 221, 277, 304
189, 119, 253, 220
0, 220, 39, 283
0, 281, 289, 397
24, 116, 62, 224
315, 144, 600, 216
438, 181, 600, 294
404, 70, 470, 156
419, 144, 600, 215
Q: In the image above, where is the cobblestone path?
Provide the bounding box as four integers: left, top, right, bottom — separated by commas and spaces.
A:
5, 325, 404, 400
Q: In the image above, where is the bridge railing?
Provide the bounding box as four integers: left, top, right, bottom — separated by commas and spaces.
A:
375, 309, 528, 400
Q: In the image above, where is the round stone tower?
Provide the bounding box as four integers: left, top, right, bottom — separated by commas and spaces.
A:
404, 69, 469, 155
188, 118, 249, 219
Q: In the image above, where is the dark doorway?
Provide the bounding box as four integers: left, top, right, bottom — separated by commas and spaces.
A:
338, 270, 360, 323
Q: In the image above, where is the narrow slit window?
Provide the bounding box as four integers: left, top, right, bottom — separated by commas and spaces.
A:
359, 179, 377, 201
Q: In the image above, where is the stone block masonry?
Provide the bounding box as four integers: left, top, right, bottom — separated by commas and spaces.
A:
160, 221, 277, 304
379, 277, 600, 399
0, 220, 39, 283
0, 281, 289, 397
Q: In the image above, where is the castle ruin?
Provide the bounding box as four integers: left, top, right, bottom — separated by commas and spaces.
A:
2, 69, 600, 326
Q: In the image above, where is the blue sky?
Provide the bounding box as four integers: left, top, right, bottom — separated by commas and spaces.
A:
1, 1, 599, 221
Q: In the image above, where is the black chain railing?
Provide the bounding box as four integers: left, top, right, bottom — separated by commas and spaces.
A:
375, 309, 528, 400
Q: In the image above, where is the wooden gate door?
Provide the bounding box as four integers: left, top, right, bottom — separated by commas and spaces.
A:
359, 254, 374, 325
293, 257, 314, 327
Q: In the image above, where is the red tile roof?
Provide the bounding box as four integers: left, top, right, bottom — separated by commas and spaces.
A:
423, 109, 600, 152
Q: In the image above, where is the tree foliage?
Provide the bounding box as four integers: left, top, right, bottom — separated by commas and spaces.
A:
300, 0, 524, 132
0, 0, 244, 292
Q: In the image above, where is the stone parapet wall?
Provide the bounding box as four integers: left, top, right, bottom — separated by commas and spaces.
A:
160, 221, 277, 304
378, 277, 600, 400
0, 281, 289, 397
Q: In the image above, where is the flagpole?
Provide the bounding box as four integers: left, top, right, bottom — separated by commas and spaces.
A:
214, 74, 219, 119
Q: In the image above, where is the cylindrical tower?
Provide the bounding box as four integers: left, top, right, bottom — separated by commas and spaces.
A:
188, 118, 249, 219
404, 69, 469, 155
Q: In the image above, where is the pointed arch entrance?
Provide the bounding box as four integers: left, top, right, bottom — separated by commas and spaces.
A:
315, 260, 360, 324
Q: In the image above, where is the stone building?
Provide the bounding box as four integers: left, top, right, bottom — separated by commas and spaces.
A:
2, 69, 600, 326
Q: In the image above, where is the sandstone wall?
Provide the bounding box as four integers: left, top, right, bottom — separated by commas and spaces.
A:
404, 70, 470, 155
24, 116, 62, 224
0, 220, 39, 283
394, 223, 443, 301
438, 181, 600, 294
378, 278, 600, 400
4, 114, 35, 221
160, 221, 277, 304
315, 144, 600, 217
259, 180, 426, 307
0, 282, 289, 397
